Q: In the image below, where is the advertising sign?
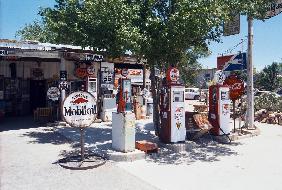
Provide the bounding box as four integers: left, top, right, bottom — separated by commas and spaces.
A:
217, 52, 247, 71
223, 14, 240, 36
60, 71, 67, 81
223, 75, 244, 101
62, 91, 97, 127
47, 87, 60, 101
166, 67, 180, 83
266, 0, 282, 18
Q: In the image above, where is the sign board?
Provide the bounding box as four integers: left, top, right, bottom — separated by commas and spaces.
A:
62, 91, 97, 127
223, 75, 244, 101
266, 0, 282, 18
60, 71, 67, 81
47, 87, 60, 101
59, 81, 69, 90
223, 14, 240, 36
101, 62, 115, 90
217, 52, 247, 71
121, 69, 129, 77
166, 67, 180, 83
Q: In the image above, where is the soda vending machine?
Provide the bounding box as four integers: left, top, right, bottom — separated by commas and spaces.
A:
208, 84, 231, 135
159, 67, 186, 143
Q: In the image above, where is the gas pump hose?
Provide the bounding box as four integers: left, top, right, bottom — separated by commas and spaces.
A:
218, 126, 232, 144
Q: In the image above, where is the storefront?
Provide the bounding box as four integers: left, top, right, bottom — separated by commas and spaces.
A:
0, 40, 104, 120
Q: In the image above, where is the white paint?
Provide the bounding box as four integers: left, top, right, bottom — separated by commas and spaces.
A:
218, 87, 231, 135
170, 86, 186, 142
112, 112, 135, 152
101, 97, 117, 122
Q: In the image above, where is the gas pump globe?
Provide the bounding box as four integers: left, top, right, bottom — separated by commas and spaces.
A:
159, 67, 186, 143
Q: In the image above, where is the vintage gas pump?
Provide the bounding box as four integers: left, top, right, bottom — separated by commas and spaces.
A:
117, 78, 132, 112
86, 76, 97, 113
159, 67, 186, 143
208, 84, 231, 135
112, 70, 135, 152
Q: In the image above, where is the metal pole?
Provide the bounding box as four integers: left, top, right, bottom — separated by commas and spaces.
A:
60, 57, 66, 103
80, 128, 85, 161
233, 100, 236, 133
246, 16, 254, 129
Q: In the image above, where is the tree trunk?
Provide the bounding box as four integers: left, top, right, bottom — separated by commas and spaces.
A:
150, 65, 160, 136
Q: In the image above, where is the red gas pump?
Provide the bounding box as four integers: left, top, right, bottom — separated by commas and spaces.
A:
208, 84, 231, 135
159, 67, 186, 143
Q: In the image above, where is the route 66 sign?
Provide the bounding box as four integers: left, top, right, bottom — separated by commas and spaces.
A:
59, 81, 69, 90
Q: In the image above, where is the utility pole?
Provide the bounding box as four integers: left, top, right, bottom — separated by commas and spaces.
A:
246, 16, 254, 129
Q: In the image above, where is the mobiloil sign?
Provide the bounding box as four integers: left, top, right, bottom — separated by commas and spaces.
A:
62, 91, 97, 127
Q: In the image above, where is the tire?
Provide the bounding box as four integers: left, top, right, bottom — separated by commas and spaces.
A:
194, 95, 199, 100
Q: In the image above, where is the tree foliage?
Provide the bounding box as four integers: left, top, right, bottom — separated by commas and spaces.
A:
255, 62, 282, 91
16, 0, 273, 134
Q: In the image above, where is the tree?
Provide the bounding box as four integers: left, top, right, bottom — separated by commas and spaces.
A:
17, 0, 272, 135
255, 62, 282, 91
15, 20, 55, 42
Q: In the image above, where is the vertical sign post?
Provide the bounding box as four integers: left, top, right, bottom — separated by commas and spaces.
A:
246, 17, 254, 129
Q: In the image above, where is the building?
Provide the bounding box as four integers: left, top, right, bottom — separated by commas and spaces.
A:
0, 39, 149, 120
195, 68, 217, 88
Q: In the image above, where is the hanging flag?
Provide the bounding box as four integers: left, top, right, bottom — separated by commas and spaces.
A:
217, 52, 247, 71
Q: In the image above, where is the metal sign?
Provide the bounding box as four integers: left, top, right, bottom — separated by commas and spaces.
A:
223, 14, 240, 36
60, 71, 67, 81
224, 75, 244, 101
62, 91, 97, 127
266, 0, 282, 18
47, 87, 60, 101
59, 81, 69, 90
166, 67, 180, 83
87, 65, 95, 75
121, 69, 129, 77
217, 53, 247, 71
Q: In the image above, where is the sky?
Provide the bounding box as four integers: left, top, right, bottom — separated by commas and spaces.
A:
0, 0, 282, 71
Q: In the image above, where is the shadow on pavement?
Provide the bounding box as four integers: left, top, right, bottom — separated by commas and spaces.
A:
0, 116, 40, 132
21, 128, 71, 145
146, 140, 241, 165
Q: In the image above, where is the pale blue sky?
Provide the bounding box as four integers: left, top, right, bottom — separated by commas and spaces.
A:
0, 0, 281, 70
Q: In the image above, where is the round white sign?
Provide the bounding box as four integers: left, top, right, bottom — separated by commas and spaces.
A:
47, 87, 60, 101
62, 91, 97, 127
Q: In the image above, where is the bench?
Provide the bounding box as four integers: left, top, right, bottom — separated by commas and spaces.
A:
34, 107, 53, 122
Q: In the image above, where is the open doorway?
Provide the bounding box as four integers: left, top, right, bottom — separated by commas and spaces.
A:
30, 80, 46, 112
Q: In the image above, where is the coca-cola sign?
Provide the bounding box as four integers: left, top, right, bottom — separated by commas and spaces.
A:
62, 91, 97, 127
223, 75, 244, 101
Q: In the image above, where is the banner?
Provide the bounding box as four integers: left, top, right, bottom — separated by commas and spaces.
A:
217, 52, 247, 71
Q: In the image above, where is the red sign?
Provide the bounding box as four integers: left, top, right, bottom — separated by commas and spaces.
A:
223, 75, 244, 101
166, 67, 180, 83
217, 55, 233, 70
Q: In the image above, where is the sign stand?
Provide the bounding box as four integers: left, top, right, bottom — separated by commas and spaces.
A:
80, 128, 85, 161
58, 91, 106, 170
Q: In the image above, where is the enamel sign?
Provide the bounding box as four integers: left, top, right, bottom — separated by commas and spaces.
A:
62, 91, 97, 127
47, 87, 60, 101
